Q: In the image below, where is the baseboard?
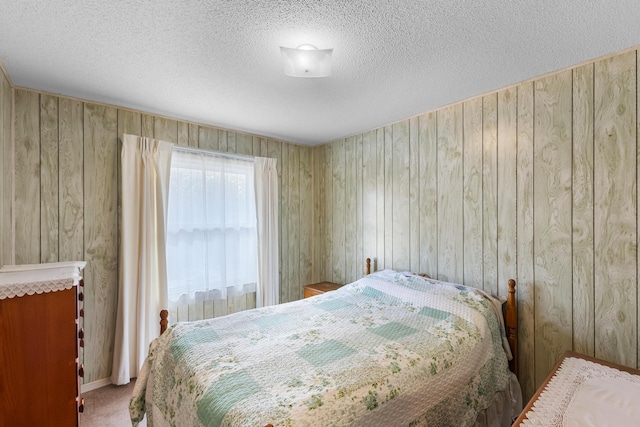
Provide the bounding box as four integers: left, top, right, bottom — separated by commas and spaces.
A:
81, 377, 111, 393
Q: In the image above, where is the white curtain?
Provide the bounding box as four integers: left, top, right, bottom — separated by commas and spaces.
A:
254, 157, 279, 307
111, 134, 173, 385
166, 150, 258, 309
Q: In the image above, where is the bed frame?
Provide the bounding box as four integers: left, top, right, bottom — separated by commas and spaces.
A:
159, 258, 518, 377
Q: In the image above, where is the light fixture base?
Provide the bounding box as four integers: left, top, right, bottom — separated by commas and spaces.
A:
280, 45, 333, 78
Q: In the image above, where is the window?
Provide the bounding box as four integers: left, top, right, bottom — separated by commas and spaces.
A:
166, 149, 258, 309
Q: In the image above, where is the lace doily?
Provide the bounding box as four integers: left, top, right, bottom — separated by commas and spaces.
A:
521, 356, 640, 426
0, 277, 78, 300
0, 261, 85, 300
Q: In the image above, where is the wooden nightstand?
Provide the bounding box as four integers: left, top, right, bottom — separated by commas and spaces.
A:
303, 281, 342, 298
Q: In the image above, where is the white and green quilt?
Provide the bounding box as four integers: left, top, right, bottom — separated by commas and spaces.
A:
131, 270, 511, 427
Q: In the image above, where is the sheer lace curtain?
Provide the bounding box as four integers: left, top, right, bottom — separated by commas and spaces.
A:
166, 150, 259, 312
112, 134, 173, 385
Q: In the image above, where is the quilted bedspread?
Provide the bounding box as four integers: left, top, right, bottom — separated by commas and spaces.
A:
131, 270, 511, 427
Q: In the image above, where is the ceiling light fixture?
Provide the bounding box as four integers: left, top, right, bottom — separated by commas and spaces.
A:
280, 44, 333, 78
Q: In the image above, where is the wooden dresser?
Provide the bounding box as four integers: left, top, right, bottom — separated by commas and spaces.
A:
303, 281, 342, 298
0, 261, 86, 427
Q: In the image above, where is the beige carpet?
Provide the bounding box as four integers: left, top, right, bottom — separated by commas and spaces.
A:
80, 381, 146, 427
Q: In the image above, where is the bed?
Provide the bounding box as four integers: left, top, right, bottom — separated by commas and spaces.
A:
130, 267, 522, 426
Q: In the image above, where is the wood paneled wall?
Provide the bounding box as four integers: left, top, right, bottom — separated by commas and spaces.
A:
312, 49, 640, 402
6, 90, 314, 383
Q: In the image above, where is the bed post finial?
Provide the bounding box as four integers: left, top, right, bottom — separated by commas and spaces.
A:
160, 310, 169, 335
366, 258, 371, 275
506, 279, 518, 377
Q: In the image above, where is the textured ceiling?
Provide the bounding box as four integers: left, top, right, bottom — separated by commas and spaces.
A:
0, 1, 639, 145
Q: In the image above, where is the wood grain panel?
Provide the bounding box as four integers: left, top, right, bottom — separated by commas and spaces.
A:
419, 112, 438, 278
198, 127, 219, 151
482, 94, 498, 294
322, 143, 333, 281
332, 138, 346, 283
376, 128, 385, 271
214, 298, 227, 318
392, 121, 410, 271
516, 81, 536, 402
245, 291, 257, 313
252, 136, 261, 157
266, 139, 283, 293
572, 63, 595, 356
227, 293, 247, 315
463, 97, 483, 288
384, 126, 393, 269
153, 117, 177, 143
362, 130, 377, 268
203, 298, 214, 320
176, 303, 188, 323
225, 131, 235, 153
236, 133, 253, 155
409, 117, 419, 273
311, 144, 322, 282
534, 70, 573, 386
83, 103, 118, 383
299, 145, 312, 290
188, 123, 199, 148
177, 121, 189, 147
437, 104, 463, 283
225, 130, 234, 153
116, 111, 142, 154
141, 114, 154, 138
14, 89, 40, 264
345, 136, 356, 283
214, 130, 225, 151
355, 134, 364, 278
497, 88, 517, 298
594, 51, 637, 367
280, 142, 290, 302
191, 294, 205, 321
0, 69, 10, 266
58, 99, 84, 262
63, 98, 86, 372
116, 112, 142, 164
288, 144, 300, 299
40, 94, 59, 263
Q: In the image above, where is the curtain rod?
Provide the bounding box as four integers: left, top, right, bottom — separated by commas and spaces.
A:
172, 144, 255, 162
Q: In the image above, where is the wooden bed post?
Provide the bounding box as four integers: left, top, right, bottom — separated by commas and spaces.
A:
506, 279, 518, 377
366, 258, 371, 275
160, 309, 168, 335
